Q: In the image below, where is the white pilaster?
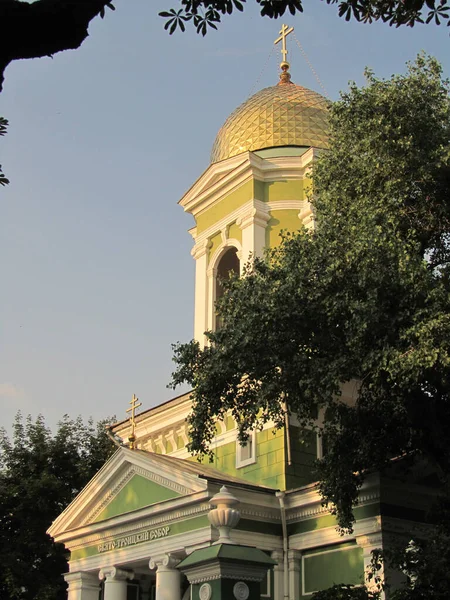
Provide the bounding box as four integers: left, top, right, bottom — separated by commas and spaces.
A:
288, 549, 301, 600
356, 533, 384, 599
149, 554, 182, 600
271, 550, 285, 600
99, 567, 133, 600
206, 265, 216, 333
237, 206, 270, 266
64, 572, 99, 600
192, 239, 211, 346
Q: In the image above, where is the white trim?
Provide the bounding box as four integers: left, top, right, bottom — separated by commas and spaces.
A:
69, 526, 214, 574
208, 239, 243, 273
179, 150, 318, 218
236, 430, 257, 469
47, 448, 208, 539
266, 199, 307, 212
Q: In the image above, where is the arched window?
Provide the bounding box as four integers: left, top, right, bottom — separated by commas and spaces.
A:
214, 247, 240, 329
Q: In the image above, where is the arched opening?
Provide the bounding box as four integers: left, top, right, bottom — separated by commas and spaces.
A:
214, 247, 240, 329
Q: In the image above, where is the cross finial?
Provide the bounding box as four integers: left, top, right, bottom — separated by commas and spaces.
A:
126, 393, 142, 449
274, 24, 294, 65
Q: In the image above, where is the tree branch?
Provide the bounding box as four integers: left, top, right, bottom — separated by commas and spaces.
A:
0, 0, 114, 92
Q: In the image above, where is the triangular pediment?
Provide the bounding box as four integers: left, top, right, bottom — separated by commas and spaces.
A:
92, 472, 182, 523
48, 447, 208, 540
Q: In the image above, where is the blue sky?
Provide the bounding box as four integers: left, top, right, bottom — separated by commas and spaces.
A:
1, 0, 449, 432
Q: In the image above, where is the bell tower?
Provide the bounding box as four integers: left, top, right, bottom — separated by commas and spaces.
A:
179, 31, 329, 346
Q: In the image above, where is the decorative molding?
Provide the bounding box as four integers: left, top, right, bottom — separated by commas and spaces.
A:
176, 426, 189, 447
154, 434, 167, 455
199, 583, 213, 600
83, 468, 135, 526
208, 238, 243, 274
71, 502, 211, 550
192, 239, 213, 260
99, 567, 134, 582
356, 533, 383, 551
233, 582, 250, 600
179, 150, 317, 218
70, 526, 213, 573
82, 465, 194, 526
192, 199, 266, 251
287, 487, 380, 524
149, 552, 185, 570
236, 207, 271, 230
64, 571, 99, 591
266, 199, 306, 212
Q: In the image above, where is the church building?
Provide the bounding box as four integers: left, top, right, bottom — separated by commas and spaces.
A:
48, 27, 434, 600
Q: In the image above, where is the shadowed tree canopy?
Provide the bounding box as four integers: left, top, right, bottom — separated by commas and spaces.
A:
171, 54, 450, 531
0, 413, 116, 600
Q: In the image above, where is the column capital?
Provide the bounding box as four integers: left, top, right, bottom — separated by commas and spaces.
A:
191, 239, 212, 260
64, 571, 99, 590
356, 532, 383, 552
288, 549, 302, 571
237, 207, 270, 230
271, 549, 284, 563
149, 552, 185, 571
99, 567, 134, 582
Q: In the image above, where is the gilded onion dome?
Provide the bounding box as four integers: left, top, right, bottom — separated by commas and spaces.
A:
210, 69, 329, 164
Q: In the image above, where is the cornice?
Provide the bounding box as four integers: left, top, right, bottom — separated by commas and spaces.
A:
48, 448, 209, 540
82, 465, 195, 526
69, 527, 212, 574
67, 500, 212, 550
179, 150, 316, 218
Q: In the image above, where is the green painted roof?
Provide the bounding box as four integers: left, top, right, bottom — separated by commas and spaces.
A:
178, 543, 276, 569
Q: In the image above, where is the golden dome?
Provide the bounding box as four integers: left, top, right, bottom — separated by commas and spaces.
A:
210, 78, 329, 163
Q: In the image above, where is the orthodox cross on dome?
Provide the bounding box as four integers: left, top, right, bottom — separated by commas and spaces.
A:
274, 24, 294, 65
126, 393, 142, 449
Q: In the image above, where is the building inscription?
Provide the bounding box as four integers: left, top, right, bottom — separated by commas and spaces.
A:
98, 526, 170, 553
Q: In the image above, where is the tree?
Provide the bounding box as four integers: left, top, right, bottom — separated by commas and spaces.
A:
160, 0, 450, 36
0, 0, 448, 96
0, 116, 8, 186
0, 0, 115, 93
0, 412, 116, 600
171, 54, 450, 531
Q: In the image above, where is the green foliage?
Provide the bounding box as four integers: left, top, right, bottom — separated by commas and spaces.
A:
0, 412, 116, 600
312, 584, 380, 600
160, 0, 450, 35
171, 55, 450, 532
0, 116, 9, 186
384, 491, 450, 600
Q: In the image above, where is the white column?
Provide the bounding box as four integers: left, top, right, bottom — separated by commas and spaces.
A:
64, 572, 99, 600
192, 239, 211, 346
99, 567, 133, 600
288, 549, 301, 600
149, 554, 181, 600
237, 205, 270, 267
271, 550, 285, 600
356, 533, 384, 599
206, 265, 216, 333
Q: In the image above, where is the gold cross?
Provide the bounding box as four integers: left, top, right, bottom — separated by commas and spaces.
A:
274, 24, 294, 63
126, 393, 142, 449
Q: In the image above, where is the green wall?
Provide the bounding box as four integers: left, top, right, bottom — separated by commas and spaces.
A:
196, 425, 318, 491
266, 209, 302, 248
301, 543, 364, 596
94, 474, 181, 522
196, 180, 255, 234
